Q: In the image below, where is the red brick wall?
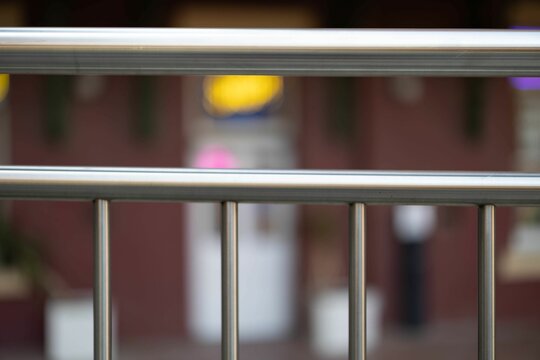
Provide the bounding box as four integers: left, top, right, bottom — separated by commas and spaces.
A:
5, 74, 540, 348
299, 76, 540, 326
353, 77, 540, 324
9, 75, 188, 341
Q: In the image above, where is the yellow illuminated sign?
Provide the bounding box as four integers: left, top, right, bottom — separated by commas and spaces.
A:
203, 75, 282, 117
0, 74, 8, 102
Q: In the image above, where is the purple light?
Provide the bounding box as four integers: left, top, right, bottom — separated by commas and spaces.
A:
510, 77, 540, 91
511, 26, 540, 30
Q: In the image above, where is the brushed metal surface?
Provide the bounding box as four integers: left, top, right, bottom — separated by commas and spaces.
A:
1, 28, 539, 76
1, 167, 540, 205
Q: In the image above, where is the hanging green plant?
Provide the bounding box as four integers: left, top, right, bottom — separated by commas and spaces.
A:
0, 217, 45, 292
44, 76, 72, 143
464, 78, 485, 142
132, 76, 158, 142
326, 77, 356, 144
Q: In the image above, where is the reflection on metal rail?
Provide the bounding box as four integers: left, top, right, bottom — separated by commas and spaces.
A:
0, 28, 540, 76
0, 166, 540, 205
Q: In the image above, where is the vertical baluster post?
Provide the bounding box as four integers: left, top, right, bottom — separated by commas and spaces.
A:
478, 205, 495, 360
94, 199, 111, 360
222, 201, 238, 360
349, 203, 366, 360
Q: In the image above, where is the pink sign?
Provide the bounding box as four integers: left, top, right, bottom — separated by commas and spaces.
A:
194, 146, 237, 169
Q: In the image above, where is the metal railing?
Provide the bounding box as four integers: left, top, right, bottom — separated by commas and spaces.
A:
1, 28, 540, 76
1, 28, 540, 360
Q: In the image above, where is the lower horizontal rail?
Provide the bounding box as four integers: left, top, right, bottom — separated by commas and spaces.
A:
1, 166, 540, 205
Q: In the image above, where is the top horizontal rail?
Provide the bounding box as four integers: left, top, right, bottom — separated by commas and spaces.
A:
1, 28, 539, 76
1, 166, 540, 205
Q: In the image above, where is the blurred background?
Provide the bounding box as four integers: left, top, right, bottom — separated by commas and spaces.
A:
1, 0, 540, 359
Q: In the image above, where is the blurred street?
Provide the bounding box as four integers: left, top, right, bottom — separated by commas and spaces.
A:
2, 320, 539, 360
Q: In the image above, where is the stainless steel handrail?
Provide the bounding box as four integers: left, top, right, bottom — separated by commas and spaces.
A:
0, 166, 539, 205
1, 28, 539, 76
